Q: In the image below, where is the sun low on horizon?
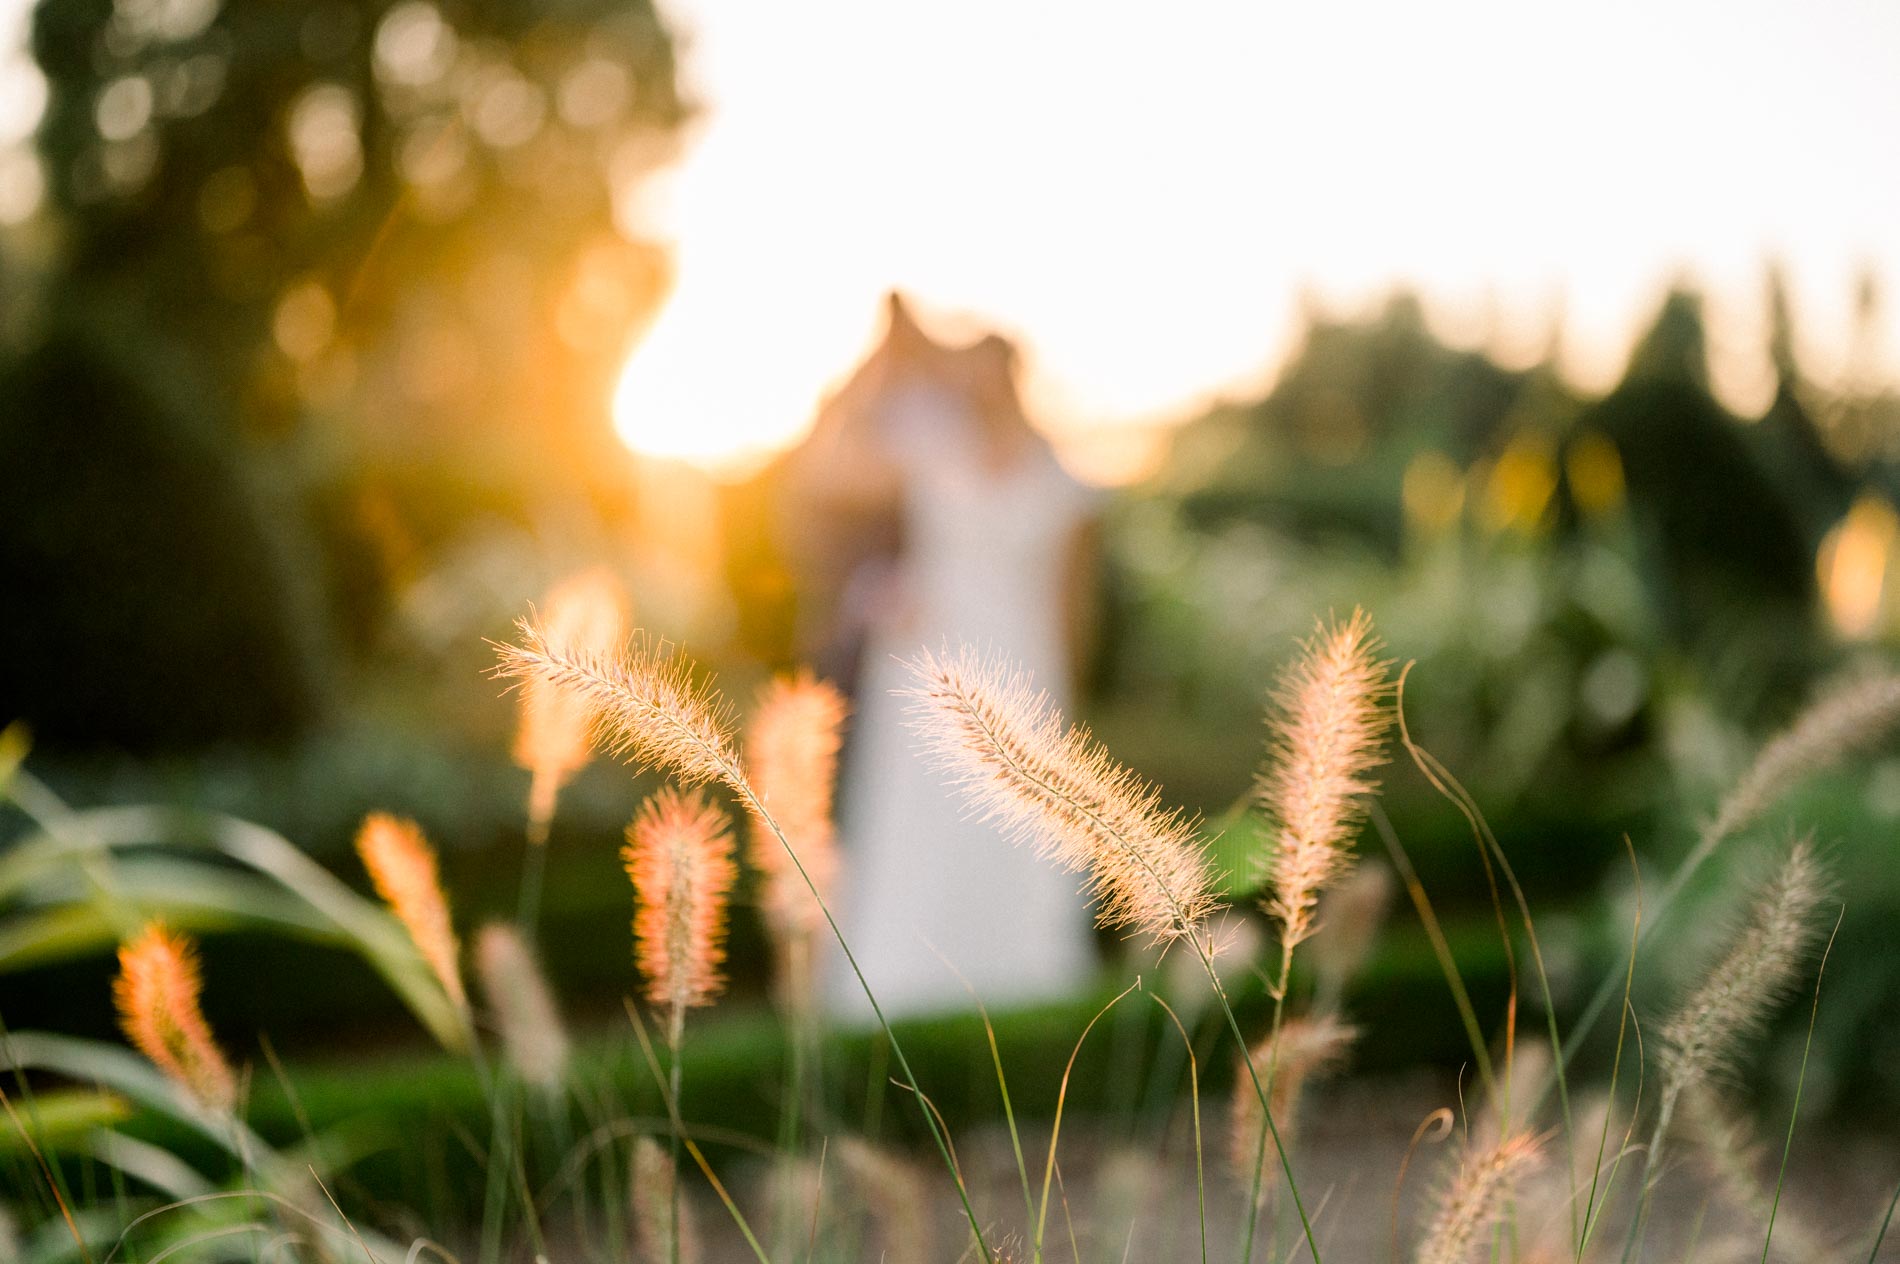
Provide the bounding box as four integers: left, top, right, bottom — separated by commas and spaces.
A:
610, 0, 1900, 481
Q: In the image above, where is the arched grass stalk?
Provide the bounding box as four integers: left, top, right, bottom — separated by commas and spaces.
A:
1149, 991, 1209, 1264
494, 624, 997, 1263
1034, 981, 1140, 1259
926, 943, 1039, 1242
1577, 837, 1644, 1259
904, 646, 1323, 1262
1394, 666, 1576, 1241
1760, 909, 1841, 1264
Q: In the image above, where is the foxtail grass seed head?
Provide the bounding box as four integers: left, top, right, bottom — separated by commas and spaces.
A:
1709, 671, 1900, 845
474, 922, 570, 1092
631, 1136, 700, 1264
1257, 609, 1391, 949
625, 787, 738, 1024
1228, 1014, 1356, 1201
355, 813, 466, 1010
744, 670, 848, 936
1659, 840, 1827, 1103
1416, 1133, 1542, 1264
495, 620, 740, 789
513, 568, 627, 841
113, 923, 236, 1113
905, 646, 1215, 942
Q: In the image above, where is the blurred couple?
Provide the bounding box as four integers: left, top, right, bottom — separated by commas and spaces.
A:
781, 294, 1101, 1019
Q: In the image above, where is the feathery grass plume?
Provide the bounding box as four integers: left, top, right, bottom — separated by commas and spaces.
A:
1305, 861, 1395, 1006
624, 787, 738, 1031
1414, 1133, 1542, 1264
1228, 1014, 1356, 1202
513, 568, 627, 843
508, 621, 997, 1260
1658, 840, 1826, 1103
355, 813, 466, 1011
1632, 839, 1829, 1236
474, 922, 569, 1092
905, 646, 1215, 941
1708, 671, 1900, 846
1256, 609, 1392, 950
113, 923, 236, 1112
835, 1137, 934, 1264
744, 671, 848, 939
631, 1136, 700, 1264
494, 620, 740, 788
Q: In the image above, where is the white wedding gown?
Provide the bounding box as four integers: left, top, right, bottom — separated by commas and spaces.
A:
825, 385, 1100, 1020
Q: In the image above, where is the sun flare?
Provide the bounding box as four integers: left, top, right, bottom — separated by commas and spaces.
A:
609, 294, 824, 479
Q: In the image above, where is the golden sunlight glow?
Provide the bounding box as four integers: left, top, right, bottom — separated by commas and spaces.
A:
607, 0, 1900, 479
610, 294, 820, 478
1819, 494, 1898, 639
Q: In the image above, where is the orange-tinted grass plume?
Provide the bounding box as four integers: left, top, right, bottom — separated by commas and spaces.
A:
356, 813, 466, 1011
624, 786, 739, 1034
743, 670, 848, 937
906, 646, 1215, 943
1256, 609, 1391, 950
113, 923, 237, 1112
513, 568, 628, 844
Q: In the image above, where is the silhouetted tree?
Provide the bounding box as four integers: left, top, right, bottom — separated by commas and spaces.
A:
3, 0, 685, 747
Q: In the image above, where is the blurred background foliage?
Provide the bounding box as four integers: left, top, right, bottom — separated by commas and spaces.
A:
2, 0, 682, 749
3, 0, 1900, 1166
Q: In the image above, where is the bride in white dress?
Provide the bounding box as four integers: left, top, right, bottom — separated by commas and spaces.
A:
790, 296, 1101, 1019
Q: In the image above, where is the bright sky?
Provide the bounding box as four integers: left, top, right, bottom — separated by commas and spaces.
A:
2, 0, 1895, 478
613, 0, 1900, 478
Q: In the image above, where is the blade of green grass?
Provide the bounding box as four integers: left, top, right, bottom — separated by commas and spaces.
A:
1148, 990, 1207, 1264
1761, 908, 1842, 1264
